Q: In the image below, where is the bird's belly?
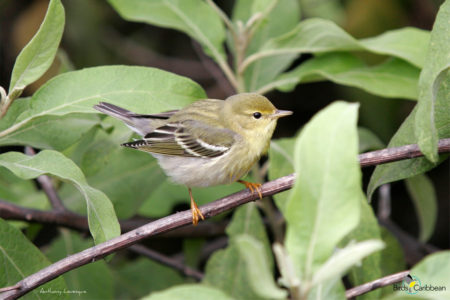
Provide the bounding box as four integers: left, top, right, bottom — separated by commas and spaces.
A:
153, 151, 256, 188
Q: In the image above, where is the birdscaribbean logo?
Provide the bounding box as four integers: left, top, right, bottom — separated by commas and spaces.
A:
402, 274, 421, 294
393, 274, 447, 295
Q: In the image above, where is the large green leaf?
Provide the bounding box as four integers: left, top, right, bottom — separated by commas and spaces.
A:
0, 98, 99, 151
45, 230, 112, 300
234, 235, 287, 299
0, 219, 67, 300
404, 174, 437, 242
108, 0, 225, 63
415, 1, 450, 162
242, 19, 429, 72
360, 27, 430, 69
232, 0, 301, 92
8, 0, 65, 98
285, 102, 361, 280
367, 69, 450, 200
0, 66, 206, 140
272, 53, 420, 100
144, 284, 233, 300
204, 203, 273, 300
0, 151, 120, 244
0, 110, 99, 152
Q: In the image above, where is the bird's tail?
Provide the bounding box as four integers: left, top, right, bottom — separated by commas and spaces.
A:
93, 102, 161, 136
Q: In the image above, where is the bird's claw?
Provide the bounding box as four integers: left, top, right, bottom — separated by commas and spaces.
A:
238, 180, 263, 199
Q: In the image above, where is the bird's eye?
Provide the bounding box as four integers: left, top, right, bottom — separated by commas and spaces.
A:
253, 112, 262, 119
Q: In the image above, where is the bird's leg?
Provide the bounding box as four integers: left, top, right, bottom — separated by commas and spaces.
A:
189, 187, 204, 226
238, 179, 263, 199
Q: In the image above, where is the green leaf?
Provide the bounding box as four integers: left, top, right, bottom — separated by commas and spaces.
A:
234, 235, 287, 299
143, 284, 233, 300
344, 195, 383, 300
204, 203, 273, 300
8, 0, 65, 97
415, 0, 450, 162
383, 251, 450, 299
268, 138, 295, 213
0, 97, 99, 150
244, 19, 429, 72
359, 27, 430, 69
45, 230, 113, 300
273, 53, 420, 100
113, 258, 184, 299
285, 101, 361, 279
0, 66, 206, 140
0, 150, 120, 244
233, 0, 301, 92
367, 70, 450, 200
312, 240, 384, 286
404, 174, 437, 242
108, 0, 225, 63
358, 127, 385, 153
0, 219, 67, 300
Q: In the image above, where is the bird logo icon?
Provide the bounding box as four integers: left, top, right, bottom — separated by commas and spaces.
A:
403, 274, 421, 294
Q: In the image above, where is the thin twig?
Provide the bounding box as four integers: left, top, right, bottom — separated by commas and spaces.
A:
129, 244, 204, 281
36, 175, 66, 211
191, 41, 235, 96
1, 139, 450, 298
345, 270, 410, 299
24, 147, 67, 211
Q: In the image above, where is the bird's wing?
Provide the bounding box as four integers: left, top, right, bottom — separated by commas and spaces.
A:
122, 120, 236, 158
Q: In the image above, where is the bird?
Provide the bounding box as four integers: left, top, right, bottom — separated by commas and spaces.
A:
93, 93, 292, 225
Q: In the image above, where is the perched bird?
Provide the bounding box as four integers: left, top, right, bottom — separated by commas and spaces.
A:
94, 93, 292, 225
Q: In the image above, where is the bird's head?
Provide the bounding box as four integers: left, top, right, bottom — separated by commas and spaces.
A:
222, 93, 292, 137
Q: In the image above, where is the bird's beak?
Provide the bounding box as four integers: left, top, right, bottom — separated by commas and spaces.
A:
271, 110, 293, 119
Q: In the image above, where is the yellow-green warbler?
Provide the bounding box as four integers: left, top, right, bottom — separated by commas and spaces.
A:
94, 93, 292, 225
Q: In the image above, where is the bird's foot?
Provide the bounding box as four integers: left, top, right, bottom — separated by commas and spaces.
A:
238, 180, 263, 199
189, 188, 204, 226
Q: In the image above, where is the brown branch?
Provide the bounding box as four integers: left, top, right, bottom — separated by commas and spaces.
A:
129, 244, 204, 281
1, 139, 450, 299
358, 138, 450, 167
345, 270, 410, 299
